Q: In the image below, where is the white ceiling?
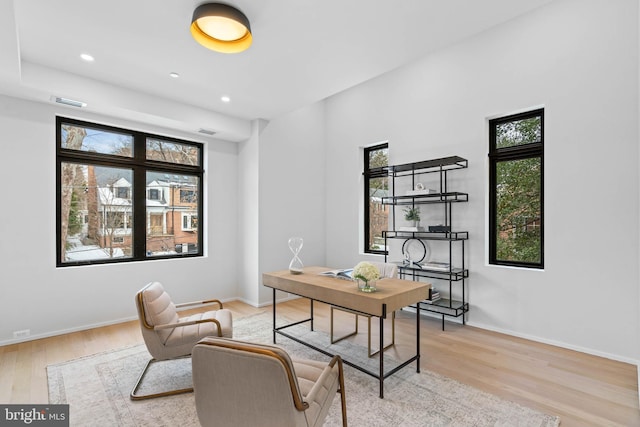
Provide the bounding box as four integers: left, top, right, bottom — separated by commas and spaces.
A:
1, 0, 555, 141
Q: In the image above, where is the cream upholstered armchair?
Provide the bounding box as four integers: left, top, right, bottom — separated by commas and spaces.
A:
192, 337, 347, 427
131, 281, 233, 400
330, 262, 398, 357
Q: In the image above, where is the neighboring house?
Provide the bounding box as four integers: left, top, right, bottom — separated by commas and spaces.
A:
146, 178, 199, 254
76, 172, 198, 257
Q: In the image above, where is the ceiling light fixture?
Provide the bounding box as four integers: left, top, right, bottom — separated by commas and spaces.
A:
80, 53, 94, 62
169, 72, 180, 78
221, 95, 231, 103
190, 3, 252, 53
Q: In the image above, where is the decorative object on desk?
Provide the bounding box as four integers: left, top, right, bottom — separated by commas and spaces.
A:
352, 261, 380, 292
428, 224, 451, 232
402, 238, 429, 264
403, 206, 421, 227
319, 268, 354, 281
288, 236, 304, 274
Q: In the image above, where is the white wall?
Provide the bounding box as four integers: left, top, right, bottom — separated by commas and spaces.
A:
237, 120, 262, 305
0, 95, 240, 345
257, 102, 328, 305
325, 0, 639, 362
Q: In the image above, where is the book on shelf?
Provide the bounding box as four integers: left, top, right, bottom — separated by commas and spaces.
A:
422, 261, 451, 271
318, 268, 354, 281
405, 189, 437, 196
424, 288, 441, 304
398, 226, 425, 232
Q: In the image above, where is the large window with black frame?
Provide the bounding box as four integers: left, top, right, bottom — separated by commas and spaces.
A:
363, 143, 389, 254
56, 117, 204, 266
489, 108, 544, 268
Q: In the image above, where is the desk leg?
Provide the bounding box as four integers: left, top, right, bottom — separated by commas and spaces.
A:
379, 304, 386, 399
416, 301, 421, 373
379, 315, 384, 398
272, 288, 277, 344
310, 299, 314, 331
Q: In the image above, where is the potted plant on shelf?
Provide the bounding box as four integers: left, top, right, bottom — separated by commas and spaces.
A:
404, 206, 421, 227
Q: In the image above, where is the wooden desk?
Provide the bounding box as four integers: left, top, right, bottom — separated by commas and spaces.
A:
263, 266, 430, 398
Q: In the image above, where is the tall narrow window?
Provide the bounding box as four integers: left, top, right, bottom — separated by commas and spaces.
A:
364, 143, 389, 254
489, 109, 544, 268
57, 117, 204, 266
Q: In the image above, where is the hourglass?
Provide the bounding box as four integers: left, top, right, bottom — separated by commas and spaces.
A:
288, 236, 304, 274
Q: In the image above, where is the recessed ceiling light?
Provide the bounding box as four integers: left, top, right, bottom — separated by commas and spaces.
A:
221, 95, 231, 103
169, 72, 180, 78
80, 53, 94, 62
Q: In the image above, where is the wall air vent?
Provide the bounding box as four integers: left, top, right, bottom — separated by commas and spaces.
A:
198, 128, 216, 135
52, 96, 87, 108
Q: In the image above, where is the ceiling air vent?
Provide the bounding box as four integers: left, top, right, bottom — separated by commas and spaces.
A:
52, 96, 87, 108
198, 128, 216, 135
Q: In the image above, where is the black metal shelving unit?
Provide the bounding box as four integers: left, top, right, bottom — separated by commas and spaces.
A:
382, 156, 469, 330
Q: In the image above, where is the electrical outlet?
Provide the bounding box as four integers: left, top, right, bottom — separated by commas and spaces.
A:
13, 329, 30, 338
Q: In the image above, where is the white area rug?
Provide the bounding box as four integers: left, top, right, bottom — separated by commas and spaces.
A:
48, 312, 560, 426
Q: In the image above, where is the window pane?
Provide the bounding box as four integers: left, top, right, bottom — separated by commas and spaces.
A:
368, 176, 388, 251
495, 116, 541, 149
365, 144, 389, 253
60, 123, 133, 156
60, 163, 133, 263
495, 157, 541, 264
146, 138, 201, 166
369, 147, 388, 169
146, 171, 200, 256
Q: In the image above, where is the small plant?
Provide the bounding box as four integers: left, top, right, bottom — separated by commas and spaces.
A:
404, 206, 420, 222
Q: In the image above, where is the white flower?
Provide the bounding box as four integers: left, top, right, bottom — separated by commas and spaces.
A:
353, 261, 380, 283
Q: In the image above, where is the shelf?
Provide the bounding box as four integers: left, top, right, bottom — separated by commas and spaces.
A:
388, 156, 468, 176
395, 263, 469, 281
383, 230, 468, 241
417, 298, 469, 317
382, 191, 468, 205
383, 155, 469, 331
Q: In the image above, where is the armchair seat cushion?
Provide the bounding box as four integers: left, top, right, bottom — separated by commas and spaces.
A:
166, 309, 233, 346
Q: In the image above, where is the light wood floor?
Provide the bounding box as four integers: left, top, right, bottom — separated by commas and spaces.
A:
1, 298, 638, 426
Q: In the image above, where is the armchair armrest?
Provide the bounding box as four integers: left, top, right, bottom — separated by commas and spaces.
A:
303, 355, 344, 410
175, 298, 224, 309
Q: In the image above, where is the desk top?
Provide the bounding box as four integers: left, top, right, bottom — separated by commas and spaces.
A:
262, 266, 430, 317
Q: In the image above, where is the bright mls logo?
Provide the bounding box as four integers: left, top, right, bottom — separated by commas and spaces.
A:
0, 405, 69, 426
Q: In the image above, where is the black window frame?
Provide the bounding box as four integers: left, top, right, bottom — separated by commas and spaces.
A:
56, 116, 204, 267
489, 108, 544, 269
363, 143, 389, 255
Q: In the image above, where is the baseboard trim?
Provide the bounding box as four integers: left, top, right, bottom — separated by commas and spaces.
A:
467, 320, 640, 367
0, 297, 241, 347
